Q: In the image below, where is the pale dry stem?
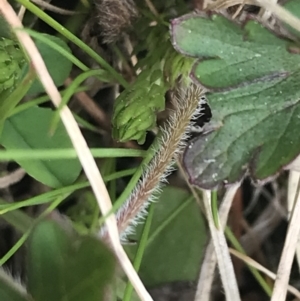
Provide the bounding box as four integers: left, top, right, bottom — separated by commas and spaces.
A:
195, 184, 241, 301
0, 2, 152, 301
201, 189, 241, 301
288, 171, 300, 272
271, 176, 300, 301
255, 0, 300, 31
17, 5, 26, 20
207, 0, 300, 33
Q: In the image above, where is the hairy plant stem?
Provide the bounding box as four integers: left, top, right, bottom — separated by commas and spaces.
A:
101, 83, 205, 239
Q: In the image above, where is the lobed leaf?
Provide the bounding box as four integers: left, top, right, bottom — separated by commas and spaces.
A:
171, 6, 300, 189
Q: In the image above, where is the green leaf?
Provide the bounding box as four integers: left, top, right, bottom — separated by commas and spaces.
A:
0, 106, 81, 188
26, 34, 73, 96
27, 220, 71, 301
27, 220, 115, 301
0, 269, 31, 301
126, 187, 207, 286
171, 13, 300, 189
63, 236, 115, 301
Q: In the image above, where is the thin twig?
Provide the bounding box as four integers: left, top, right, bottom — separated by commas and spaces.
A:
0, 2, 152, 300
241, 202, 283, 255
17, 5, 26, 20
31, 0, 77, 15
232, 1, 246, 19
144, 0, 159, 17
64, 77, 110, 132
0, 168, 26, 189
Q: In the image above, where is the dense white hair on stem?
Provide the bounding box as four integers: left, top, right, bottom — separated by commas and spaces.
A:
0, 268, 27, 296
101, 83, 206, 240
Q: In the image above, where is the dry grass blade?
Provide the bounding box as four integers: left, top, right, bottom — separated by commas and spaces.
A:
230, 248, 300, 299
207, 0, 300, 34
288, 171, 300, 272
258, 0, 278, 21
270, 176, 300, 301
201, 189, 241, 301
0, 1, 153, 301
17, 5, 26, 20
195, 183, 241, 301
254, 0, 300, 32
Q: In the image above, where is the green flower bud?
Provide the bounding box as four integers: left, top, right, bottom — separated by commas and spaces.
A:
112, 67, 168, 144
112, 31, 194, 144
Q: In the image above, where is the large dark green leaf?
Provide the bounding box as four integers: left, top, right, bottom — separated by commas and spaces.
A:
27, 220, 115, 301
171, 5, 300, 189
63, 236, 115, 301
0, 106, 81, 188
27, 220, 71, 301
